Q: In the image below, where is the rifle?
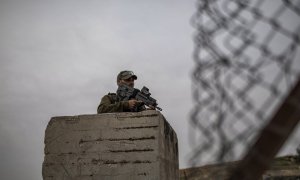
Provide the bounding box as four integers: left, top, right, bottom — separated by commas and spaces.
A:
117, 84, 162, 111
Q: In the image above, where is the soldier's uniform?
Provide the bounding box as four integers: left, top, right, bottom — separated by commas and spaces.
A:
97, 70, 146, 114
97, 93, 130, 113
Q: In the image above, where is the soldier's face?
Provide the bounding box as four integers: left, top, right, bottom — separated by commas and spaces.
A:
120, 77, 135, 87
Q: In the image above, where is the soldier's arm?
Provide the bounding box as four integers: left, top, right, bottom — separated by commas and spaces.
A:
97, 95, 129, 113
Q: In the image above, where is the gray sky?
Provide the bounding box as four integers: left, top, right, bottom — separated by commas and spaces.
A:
0, 0, 196, 179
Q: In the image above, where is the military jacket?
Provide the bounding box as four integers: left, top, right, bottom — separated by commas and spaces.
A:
97, 93, 146, 113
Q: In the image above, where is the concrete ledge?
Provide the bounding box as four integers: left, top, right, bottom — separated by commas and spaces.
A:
179, 156, 300, 179
43, 110, 179, 180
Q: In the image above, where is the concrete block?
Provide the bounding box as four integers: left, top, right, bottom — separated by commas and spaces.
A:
42, 110, 179, 180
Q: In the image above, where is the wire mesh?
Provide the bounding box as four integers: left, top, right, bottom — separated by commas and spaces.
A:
190, 0, 300, 169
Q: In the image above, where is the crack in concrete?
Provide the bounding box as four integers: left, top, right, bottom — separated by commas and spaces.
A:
78, 136, 156, 144
109, 148, 154, 153
115, 125, 158, 130
91, 159, 152, 165
116, 114, 159, 119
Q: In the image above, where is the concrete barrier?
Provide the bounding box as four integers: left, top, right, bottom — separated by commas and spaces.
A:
43, 110, 179, 180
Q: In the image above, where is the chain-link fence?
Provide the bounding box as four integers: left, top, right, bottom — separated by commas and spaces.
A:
190, 0, 300, 173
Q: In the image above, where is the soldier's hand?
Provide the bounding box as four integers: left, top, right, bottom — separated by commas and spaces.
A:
128, 99, 140, 109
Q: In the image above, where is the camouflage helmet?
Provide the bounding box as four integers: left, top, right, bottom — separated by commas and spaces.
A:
117, 70, 137, 82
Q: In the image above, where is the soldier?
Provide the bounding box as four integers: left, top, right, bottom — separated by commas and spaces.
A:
97, 70, 148, 113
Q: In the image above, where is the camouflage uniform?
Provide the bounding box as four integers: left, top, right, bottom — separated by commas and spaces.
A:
97, 93, 130, 113
97, 71, 146, 113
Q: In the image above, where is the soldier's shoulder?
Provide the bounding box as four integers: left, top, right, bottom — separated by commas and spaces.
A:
102, 92, 116, 96
101, 93, 116, 99
106, 93, 117, 102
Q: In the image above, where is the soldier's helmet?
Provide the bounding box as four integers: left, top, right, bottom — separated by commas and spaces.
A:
117, 71, 137, 82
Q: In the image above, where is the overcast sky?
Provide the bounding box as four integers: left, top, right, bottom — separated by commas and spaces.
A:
0, 0, 196, 179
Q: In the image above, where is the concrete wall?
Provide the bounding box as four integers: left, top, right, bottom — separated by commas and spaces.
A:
179, 156, 300, 179
42, 110, 179, 180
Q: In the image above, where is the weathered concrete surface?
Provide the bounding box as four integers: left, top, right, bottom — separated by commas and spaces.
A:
43, 110, 179, 180
180, 156, 300, 180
